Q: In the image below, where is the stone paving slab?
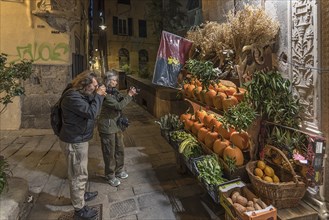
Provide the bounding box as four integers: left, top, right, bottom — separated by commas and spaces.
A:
109, 198, 138, 219
137, 205, 176, 220
132, 181, 177, 195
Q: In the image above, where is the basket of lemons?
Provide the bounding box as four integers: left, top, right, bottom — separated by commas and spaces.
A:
246, 145, 307, 209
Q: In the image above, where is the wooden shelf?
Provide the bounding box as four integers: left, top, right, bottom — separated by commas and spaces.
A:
184, 97, 224, 116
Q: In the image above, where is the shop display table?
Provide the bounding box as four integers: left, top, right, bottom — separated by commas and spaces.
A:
277, 201, 318, 220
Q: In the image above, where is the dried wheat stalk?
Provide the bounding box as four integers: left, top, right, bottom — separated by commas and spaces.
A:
186, 4, 279, 65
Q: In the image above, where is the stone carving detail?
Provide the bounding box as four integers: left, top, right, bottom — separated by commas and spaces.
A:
32, 0, 80, 33
291, 0, 319, 131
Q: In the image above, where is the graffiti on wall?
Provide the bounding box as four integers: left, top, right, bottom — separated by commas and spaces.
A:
15, 42, 69, 62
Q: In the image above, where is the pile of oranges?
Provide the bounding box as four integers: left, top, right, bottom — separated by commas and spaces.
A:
254, 160, 280, 183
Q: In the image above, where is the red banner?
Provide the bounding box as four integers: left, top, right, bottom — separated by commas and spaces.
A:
152, 31, 193, 88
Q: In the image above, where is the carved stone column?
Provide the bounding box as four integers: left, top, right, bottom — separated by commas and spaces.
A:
289, 0, 328, 218
291, 0, 320, 134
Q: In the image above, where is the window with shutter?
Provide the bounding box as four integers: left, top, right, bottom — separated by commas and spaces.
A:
139, 20, 147, 38
113, 16, 118, 35
128, 18, 133, 36
113, 16, 130, 36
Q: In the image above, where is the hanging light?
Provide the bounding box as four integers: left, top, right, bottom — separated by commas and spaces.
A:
99, 24, 107, 30
99, 17, 107, 30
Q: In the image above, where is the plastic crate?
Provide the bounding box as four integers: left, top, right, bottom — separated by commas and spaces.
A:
182, 156, 201, 176
160, 129, 171, 142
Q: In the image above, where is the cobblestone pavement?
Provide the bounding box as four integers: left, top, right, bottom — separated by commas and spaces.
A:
0, 100, 225, 220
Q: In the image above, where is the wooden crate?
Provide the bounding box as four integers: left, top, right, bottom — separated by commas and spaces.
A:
219, 181, 277, 220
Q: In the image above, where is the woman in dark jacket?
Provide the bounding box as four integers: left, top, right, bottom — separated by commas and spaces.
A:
97, 71, 137, 187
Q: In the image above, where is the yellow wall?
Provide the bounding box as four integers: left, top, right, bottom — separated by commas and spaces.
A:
0, 2, 70, 65
0, 1, 71, 130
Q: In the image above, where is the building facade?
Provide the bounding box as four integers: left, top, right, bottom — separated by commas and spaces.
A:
91, 0, 159, 77
91, 0, 202, 78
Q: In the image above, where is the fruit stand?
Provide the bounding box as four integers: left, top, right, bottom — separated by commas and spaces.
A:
154, 4, 325, 220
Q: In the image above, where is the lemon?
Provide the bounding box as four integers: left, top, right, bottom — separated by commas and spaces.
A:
273, 175, 280, 183
257, 160, 266, 170
264, 166, 275, 177
254, 168, 264, 178
255, 176, 262, 180
263, 176, 273, 183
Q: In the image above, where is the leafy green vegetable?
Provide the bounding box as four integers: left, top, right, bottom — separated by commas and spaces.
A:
195, 155, 227, 185
155, 113, 184, 130
170, 130, 194, 142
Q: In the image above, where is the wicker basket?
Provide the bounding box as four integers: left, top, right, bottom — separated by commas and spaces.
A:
246, 145, 307, 209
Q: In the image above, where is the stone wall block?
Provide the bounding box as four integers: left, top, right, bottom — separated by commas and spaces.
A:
21, 65, 70, 128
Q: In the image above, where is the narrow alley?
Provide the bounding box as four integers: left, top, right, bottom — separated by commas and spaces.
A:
0, 100, 225, 220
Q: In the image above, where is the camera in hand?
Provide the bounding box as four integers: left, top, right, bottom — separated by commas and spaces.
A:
117, 115, 129, 131
106, 87, 119, 95
128, 86, 140, 93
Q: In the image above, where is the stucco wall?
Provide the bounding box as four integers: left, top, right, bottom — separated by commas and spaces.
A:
0, 1, 87, 129
202, 0, 233, 23
0, 3, 70, 65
